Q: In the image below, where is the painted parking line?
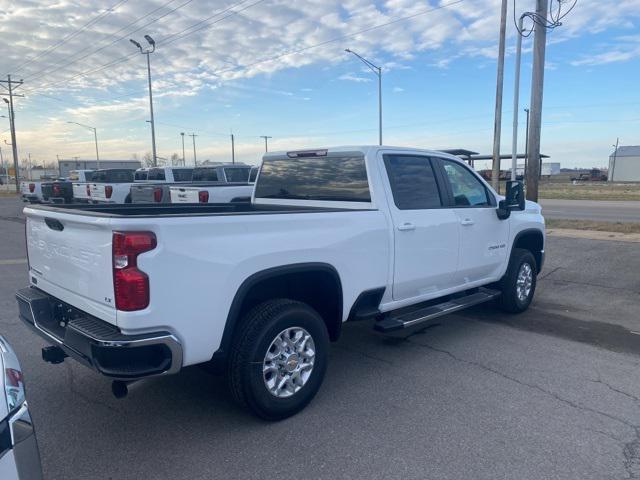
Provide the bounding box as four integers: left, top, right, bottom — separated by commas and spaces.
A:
0, 258, 27, 265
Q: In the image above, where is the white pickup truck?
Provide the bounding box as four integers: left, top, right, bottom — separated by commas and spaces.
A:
70, 170, 96, 203
86, 168, 136, 203
129, 166, 195, 203
168, 164, 254, 204
16, 146, 544, 420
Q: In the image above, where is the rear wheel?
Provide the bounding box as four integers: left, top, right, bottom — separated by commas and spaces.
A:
228, 299, 329, 420
497, 248, 537, 313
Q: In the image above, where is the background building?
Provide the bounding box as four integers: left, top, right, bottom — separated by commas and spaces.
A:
58, 159, 141, 177
609, 146, 640, 182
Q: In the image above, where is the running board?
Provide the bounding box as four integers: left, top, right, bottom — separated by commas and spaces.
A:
374, 288, 501, 333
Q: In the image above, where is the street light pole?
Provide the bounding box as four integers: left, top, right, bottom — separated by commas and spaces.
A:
491, 0, 508, 191
259, 135, 272, 153
189, 133, 197, 166
67, 121, 100, 169
524, 107, 530, 182
131, 36, 157, 167
345, 49, 382, 145
180, 132, 186, 166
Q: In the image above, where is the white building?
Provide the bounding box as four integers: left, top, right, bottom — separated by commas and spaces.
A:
609, 146, 640, 182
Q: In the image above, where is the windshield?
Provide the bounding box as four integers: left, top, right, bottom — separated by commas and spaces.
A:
254, 155, 371, 202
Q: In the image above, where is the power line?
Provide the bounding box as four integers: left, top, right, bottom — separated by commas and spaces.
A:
12, 0, 130, 75
20, 0, 193, 85
21, 0, 257, 94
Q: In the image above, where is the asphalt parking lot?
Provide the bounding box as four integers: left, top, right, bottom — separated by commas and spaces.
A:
1, 196, 640, 480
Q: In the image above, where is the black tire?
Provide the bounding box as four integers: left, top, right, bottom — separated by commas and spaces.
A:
497, 248, 537, 313
228, 299, 329, 421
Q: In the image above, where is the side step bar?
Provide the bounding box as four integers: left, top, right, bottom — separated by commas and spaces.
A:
374, 288, 501, 333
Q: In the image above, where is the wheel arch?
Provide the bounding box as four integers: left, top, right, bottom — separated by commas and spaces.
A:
512, 228, 544, 272
213, 263, 344, 363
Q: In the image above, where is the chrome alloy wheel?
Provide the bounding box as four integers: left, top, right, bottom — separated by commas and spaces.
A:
262, 327, 316, 398
516, 262, 533, 302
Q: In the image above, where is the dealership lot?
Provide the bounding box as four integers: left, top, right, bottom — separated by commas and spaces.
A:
1, 196, 639, 480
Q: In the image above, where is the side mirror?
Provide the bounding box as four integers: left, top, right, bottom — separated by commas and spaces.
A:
496, 181, 525, 220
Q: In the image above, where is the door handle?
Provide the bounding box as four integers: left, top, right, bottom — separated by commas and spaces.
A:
460, 218, 474, 226
397, 222, 416, 231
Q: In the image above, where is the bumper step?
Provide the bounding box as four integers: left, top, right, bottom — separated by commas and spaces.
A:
374, 287, 501, 333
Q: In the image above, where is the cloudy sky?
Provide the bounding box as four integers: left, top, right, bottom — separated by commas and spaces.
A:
0, 0, 638, 169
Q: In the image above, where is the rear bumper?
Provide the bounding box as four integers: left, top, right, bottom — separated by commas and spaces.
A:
15, 287, 182, 380
20, 195, 39, 203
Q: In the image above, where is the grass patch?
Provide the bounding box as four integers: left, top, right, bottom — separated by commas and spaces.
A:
546, 218, 640, 234
538, 183, 640, 201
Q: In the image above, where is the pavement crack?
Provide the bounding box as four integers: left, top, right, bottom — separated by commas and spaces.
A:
411, 340, 639, 430
539, 266, 561, 280
590, 377, 640, 404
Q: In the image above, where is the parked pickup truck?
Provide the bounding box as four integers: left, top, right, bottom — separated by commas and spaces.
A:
42, 170, 94, 204
86, 168, 136, 203
129, 166, 195, 203
19, 181, 47, 203
16, 146, 544, 420
169, 163, 254, 203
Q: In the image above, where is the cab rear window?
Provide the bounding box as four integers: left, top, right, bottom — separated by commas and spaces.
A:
254, 155, 370, 202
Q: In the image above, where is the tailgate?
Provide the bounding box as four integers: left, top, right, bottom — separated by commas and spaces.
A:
73, 183, 88, 199
169, 186, 199, 203
90, 183, 107, 201
25, 208, 117, 324
130, 184, 155, 203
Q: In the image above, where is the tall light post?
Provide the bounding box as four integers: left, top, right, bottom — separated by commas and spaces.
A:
524, 107, 530, 182
130, 35, 157, 167
67, 121, 100, 169
345, 49, 382, 145
259, 135, 272, 153
180, 132, 186, 166
189, 133, 197, 166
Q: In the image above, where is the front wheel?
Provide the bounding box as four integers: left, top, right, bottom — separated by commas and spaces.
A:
497, 248, 537, 313
228, 299, 329, 420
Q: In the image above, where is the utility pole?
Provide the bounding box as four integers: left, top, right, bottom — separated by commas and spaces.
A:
180, 132, 186, 166
525, 0, 548, 201
259, 135, 272, 153
231, 133, 235, 164
189, 133, 197, 166
0, 146, 5, 186
0, 75, 23, 192
491, 0, 508, 191
610, 137, 619, 182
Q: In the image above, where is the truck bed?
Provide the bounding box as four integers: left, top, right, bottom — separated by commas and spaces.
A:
24, 202, 369, 218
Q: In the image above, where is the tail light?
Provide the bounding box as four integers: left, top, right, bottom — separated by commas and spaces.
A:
52, 183, 61, 195
198, 190, 209, 203
112, 231, 157, 311
29, 183, 35, 193
105, 185, 113, 198
86, 184, 91, 197
153, 187, 162, 202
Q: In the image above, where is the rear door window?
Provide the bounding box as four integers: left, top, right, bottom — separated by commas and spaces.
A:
254, 155, 371, 202
383, 155, 442, 209
171, 169, 193, 182
147, 168, 166, 181
192, 168, 218, 181
224, 167, 250, 182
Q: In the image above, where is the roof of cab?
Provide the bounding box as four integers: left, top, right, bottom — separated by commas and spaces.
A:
263, 145, 465, 162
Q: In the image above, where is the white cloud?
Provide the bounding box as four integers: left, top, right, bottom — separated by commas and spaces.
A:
392, 86, 404, 92
338, 72, 372, 82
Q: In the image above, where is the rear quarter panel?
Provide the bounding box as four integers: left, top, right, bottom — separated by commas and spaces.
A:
112, 209, 390, 366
